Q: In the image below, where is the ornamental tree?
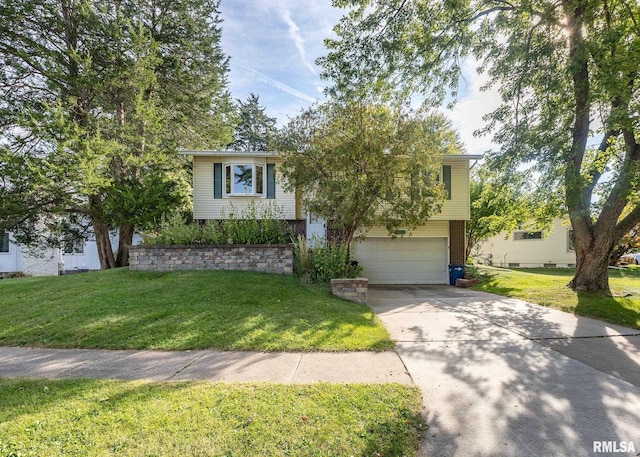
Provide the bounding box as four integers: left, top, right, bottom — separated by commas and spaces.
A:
277, 102, 463, 246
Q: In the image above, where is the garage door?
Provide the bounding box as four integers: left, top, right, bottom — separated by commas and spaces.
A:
353, 237, 448, 284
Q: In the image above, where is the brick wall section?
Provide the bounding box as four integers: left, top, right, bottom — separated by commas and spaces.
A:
330, 278, 368, 304
129, 244, 293, 275
449, 220, 467, 265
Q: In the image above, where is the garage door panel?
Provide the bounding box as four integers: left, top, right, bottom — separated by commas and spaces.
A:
353, 238, 448, 285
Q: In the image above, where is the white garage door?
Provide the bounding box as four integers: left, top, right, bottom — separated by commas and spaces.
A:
353, 238, 448, 285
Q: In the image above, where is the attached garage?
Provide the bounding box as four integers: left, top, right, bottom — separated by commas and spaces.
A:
352, 237, 449, 285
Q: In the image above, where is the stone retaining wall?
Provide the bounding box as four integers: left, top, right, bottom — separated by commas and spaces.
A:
129, 244, 293, 275
330, 278, 368, 304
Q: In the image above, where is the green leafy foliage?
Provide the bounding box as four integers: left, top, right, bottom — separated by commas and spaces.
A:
0, 0, 234, 267
467, 165, 561, 261
227, 93, 278, 151
145, 203, 293, 246
278, 101, 461, 245
294, 236, 363, 283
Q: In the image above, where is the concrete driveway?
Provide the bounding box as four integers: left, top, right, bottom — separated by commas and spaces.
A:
369, 285, 640, 457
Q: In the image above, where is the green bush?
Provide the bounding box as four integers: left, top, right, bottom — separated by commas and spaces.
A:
144, 213, 203, 245
294, 236, 362, 283
143, 203, 293, 246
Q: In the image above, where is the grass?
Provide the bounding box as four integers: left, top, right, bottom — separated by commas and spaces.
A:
0, 268, 393, 351
472, 266, 640, 329
0, 378, 426, 457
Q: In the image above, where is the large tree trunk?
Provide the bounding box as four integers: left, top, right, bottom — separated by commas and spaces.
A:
90, 196, 117, 269
116, 224, 134, 267
569, 232, 614, 292
93, 219, 117, 269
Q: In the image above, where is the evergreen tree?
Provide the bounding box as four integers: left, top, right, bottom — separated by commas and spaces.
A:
0, 0, 234, 267
228, 93, 277, 151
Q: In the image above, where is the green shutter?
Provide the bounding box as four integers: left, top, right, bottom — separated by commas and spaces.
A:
443, 165, 452, 200
267, 163, 276, 199
213, 163, 222, 199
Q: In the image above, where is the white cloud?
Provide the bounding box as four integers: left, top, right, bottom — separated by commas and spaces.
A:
279, 5, 317, 76
239, 66, 318, 104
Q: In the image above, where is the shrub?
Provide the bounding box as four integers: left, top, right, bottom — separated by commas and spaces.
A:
143, 203, 293, 246
294, 236, 362, 283
144, 213, 203, 245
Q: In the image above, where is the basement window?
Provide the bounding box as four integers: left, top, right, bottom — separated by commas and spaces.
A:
514, 231, 542, 240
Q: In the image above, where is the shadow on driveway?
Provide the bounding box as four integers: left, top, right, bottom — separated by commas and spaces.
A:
369, 285, 640, 457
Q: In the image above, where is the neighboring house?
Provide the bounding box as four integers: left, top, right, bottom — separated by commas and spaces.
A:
0, 231, 142, 276
181, 150, 481, 285
62, 234, 142, 272
476, 218, 576, 268
0, 232, 61, 276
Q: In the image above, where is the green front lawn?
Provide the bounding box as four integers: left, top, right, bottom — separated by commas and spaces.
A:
0, 269, 392, 351
0, 379, 426, 457
472, 266, 640, 329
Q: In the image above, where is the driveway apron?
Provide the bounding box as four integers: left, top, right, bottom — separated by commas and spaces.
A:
369, 285, 640, 457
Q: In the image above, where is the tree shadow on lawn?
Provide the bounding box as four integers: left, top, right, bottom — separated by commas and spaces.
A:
0, 269, 393, 351
575, 290, 640, 330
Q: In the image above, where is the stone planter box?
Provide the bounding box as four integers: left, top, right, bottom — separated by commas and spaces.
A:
330, 278, 368, 304
129, 244, 293, 275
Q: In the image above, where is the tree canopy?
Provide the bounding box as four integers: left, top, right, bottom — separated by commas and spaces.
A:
277, 102, 464, 245
321, 0, 640, 292
467, 166, 559, 261
0, 0, 234, 267
227, 93, 278, 151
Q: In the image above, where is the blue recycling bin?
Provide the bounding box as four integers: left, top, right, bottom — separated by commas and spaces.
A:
449, 265, 465, 286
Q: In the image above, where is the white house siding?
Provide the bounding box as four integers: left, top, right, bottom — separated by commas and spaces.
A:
192, 155, 297, 220
477, 218, 576, 268
1, 236, 60, 276
0, 236, 21, 273
21, 247, 61, 276
62, 233, 142, 271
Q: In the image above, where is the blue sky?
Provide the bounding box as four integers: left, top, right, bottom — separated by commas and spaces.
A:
219, 1, 498, 154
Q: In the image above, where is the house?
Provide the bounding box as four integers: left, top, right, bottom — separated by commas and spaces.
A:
475, 218, 576, 268
180, 150, 481, 285
351, 154, 481, 284
0, 231, 142, 276
179, 149, 303, 229
1, 232, 61, 276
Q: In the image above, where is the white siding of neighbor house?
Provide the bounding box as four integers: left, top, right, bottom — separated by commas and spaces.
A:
431, 158, 471, 221
192, 155, 297, 220
1, 235, 60, 276
477, 218, 576, 267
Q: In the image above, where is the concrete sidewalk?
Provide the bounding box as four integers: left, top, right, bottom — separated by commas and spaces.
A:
0, 346, 412, 384
369, 285, 640, 457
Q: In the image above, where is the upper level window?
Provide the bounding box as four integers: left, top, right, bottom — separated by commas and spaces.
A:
225, 164, 264, 196
514, 231, 542, 240
1, 233, 9, 253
